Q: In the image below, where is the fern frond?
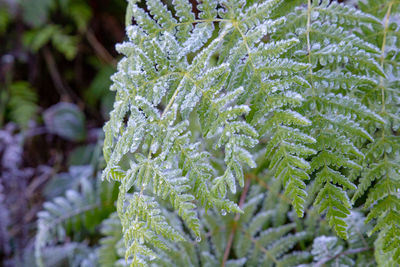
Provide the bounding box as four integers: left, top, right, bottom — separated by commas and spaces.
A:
35, 168, 116, 267
8, 81, 38, 130
351, 0, 400, 263
314, 0, 381, 26
99, 0, 400, 265
268, 0, 389, 240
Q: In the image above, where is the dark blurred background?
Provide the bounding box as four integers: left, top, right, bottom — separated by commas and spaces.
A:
0, 0, 126, 265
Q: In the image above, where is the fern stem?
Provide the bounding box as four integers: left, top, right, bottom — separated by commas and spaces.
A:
306, 0, 314, 91
234, 21, 255, 69
221, 177, 251, 267
379, 2, 393, 113
306, 0, 318, 119
161, 80, 182, 117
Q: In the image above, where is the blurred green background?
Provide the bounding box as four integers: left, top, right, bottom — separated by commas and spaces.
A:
0, 0, 126, 265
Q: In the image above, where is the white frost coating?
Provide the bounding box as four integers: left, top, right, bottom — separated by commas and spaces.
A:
311, 236, 343, 261
285, 91, 303, 101
179, 23, 215, 58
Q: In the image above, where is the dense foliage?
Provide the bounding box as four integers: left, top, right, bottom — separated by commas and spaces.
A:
1, 0, 399, 267
100, 0, 400, 266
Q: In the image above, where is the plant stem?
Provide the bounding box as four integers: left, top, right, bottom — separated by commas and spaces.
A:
379, 2, 393, 113
221, 177, 251, 267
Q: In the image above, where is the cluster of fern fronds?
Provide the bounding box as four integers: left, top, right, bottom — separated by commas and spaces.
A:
34, 0, 400, 266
